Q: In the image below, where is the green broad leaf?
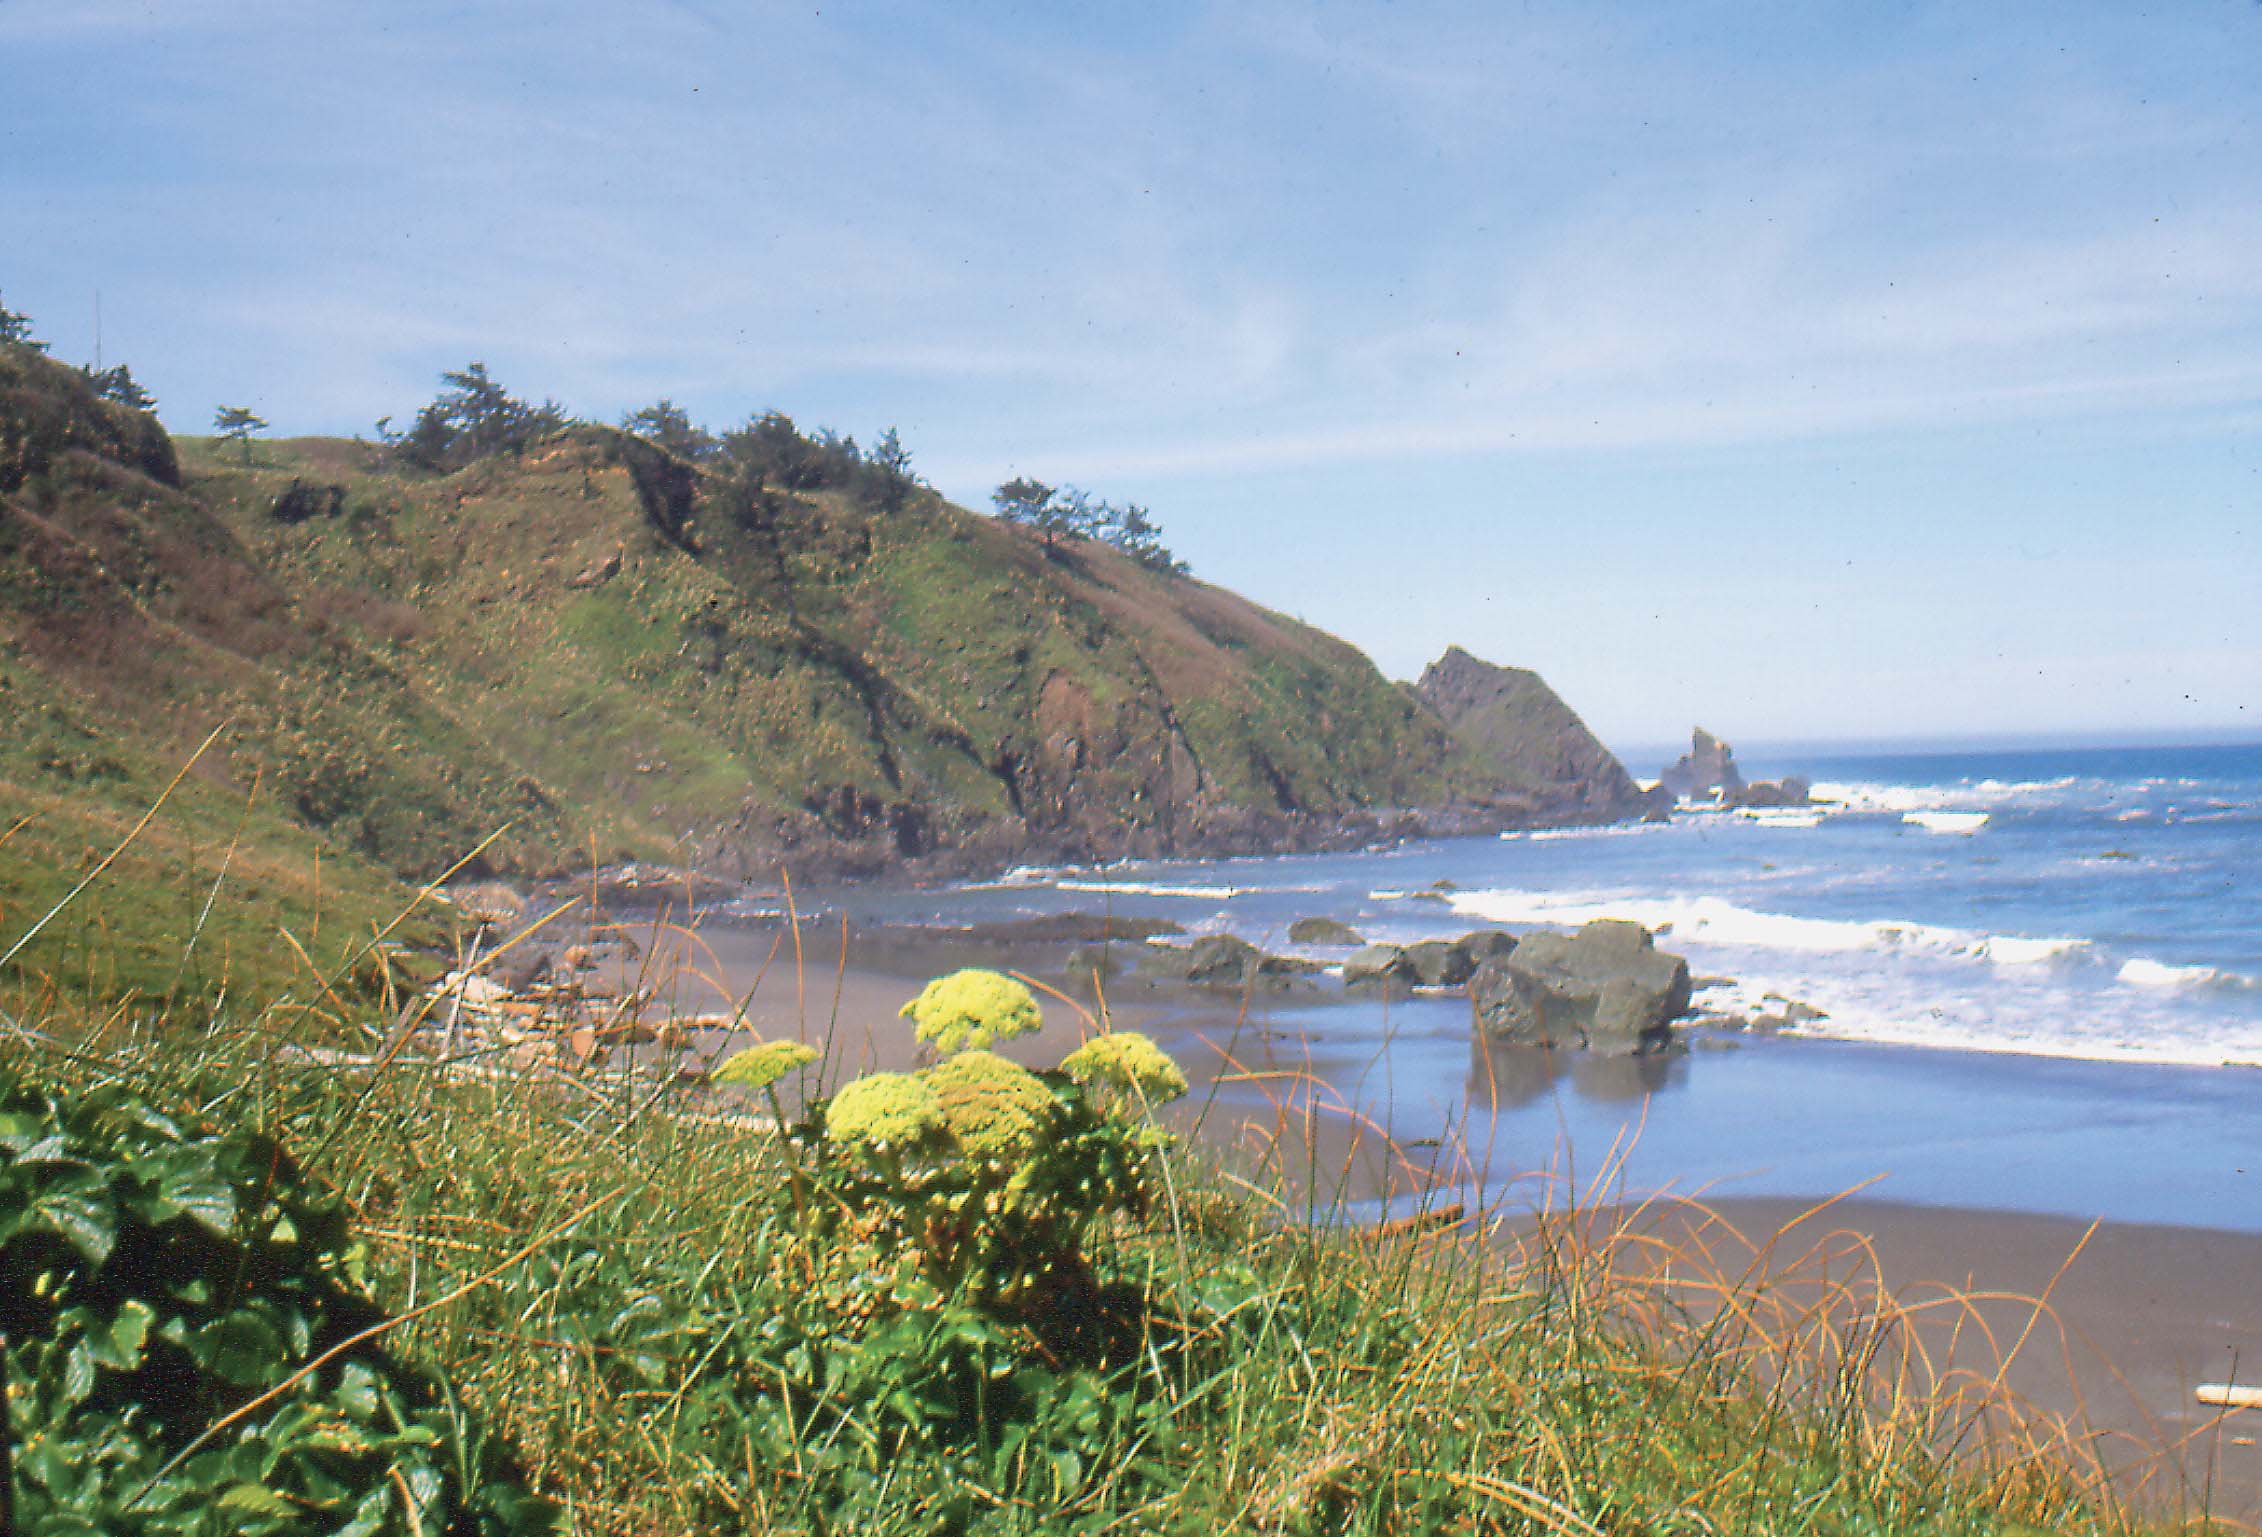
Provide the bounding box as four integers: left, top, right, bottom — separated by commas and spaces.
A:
89, 1298, 155, 1370
191, 1309, 285, 1385
11, 1133, 73, 1164
398, 1460, 445, 1525
59, 1337, 96, 1404
335, 1481, 394, 1537
335, 1360, 382, 1419
16, 1166, 118, 1264
218, 1483, 301, 1517
159, 1163, 238, 1237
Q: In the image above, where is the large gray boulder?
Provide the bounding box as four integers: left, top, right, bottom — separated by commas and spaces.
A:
1343, 943, 1419, 996
1458, 929, 1518, 966
1288, 916, 1365, 946
1404, 938, 1477, 988
1468, 919, 1692, 1056
1146, 933, 1315, 990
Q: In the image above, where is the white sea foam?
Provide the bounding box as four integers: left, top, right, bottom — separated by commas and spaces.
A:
1503, 823, 1667, 843
1738, 808, 1824, 828
1055, 878, 1250, 899
1807, 776, 2078, 817
1903, 811, 1989, 834
2118, 957, 2231, 989
1445, 888, 2097, 972
1972, 934, 2092, 965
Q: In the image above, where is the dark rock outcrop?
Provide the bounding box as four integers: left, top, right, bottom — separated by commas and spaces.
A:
1414, 647, 1648, 822
1288, 916, 1365, 946
1469, 919, 1692, 1056
1658, 728, 1743, 802
1145, 933, 1316, 990
1343, 943, 1419, 995
1458, 929, 1518, 966
1404, 938, 1477, 988
1728, 775, 1811, 809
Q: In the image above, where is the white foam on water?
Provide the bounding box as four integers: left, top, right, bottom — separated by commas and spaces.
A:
1807, 776, 2079, 816
958, 864, 1071, 890
1503, 823, 1668, 843
2117, 957, 2249, 990
1446, 888, 1977, 957
1055, 879, 1250, 899
1973, 934, 2092, 965
1738, 808, 1824, 828
1447, 888, 2100, 971
1903, 811, 1989, 834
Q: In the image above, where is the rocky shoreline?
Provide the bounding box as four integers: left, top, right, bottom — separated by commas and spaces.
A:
410, 871, 1818, 1083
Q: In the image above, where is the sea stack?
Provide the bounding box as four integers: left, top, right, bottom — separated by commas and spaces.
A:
1414, 647, 1652, 822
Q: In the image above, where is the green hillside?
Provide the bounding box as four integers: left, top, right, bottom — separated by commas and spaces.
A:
1, 340, 1636, 1001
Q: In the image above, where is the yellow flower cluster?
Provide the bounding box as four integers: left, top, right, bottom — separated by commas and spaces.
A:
924, 1050, 1058, 1162
1060, 1032, 1189, 1108
899, 969, 1042, 1055
823, 1072, 946, 1151
711, 1039, 819, 1091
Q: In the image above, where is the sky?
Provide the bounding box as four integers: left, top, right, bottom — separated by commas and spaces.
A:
3, 0, 2257, 748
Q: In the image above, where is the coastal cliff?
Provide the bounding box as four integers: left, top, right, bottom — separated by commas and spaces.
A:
2, 345, 1639, 912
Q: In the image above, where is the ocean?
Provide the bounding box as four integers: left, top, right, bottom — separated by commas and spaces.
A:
783, 741, 2262, 1228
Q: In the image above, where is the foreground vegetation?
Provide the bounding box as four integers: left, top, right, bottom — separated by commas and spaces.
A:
4, 936, 2232, 1535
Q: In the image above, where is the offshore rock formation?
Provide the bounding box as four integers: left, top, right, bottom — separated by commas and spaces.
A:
1658, 727, 1744, 801
1413, 647, 1655, 823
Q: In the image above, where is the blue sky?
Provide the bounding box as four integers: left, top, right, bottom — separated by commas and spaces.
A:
4, 0, 2256, 747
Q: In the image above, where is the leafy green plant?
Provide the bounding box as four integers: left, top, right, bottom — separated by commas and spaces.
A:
0, 1067, 550, 1536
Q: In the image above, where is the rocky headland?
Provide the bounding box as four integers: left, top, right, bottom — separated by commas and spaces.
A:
3, 336, 1660, 939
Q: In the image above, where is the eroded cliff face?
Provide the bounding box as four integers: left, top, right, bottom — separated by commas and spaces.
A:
1412, 646, 1651, 823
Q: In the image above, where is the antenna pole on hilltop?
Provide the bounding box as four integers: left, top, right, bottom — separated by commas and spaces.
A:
94, 289, 102, 371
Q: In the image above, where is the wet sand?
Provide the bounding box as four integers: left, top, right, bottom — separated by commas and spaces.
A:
1620, 1197, 2262, 1521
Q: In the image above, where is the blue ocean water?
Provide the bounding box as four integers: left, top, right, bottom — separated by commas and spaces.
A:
823, 740, 2262, 1069
780, 742, 2262, 1226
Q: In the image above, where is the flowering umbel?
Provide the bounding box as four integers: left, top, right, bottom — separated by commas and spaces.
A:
711, 1039, 819, 1091
899, 968, 1042, 1055
1060, 1031, 1189, 1108
823, 1072, 948, 1152
925, 1050, 1058, 1162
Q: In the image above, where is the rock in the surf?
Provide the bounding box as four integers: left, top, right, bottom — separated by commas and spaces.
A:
1343, 943, 1419, 995
1469, 918, 1692, 1055
1404, 938, 1478, 987
1145, 933, 1315, 990
1288, 916, 1366, 946
1658, 728, 1744, 802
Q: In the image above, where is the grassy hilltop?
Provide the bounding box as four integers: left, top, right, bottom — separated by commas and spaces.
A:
2, 341, 1637, 999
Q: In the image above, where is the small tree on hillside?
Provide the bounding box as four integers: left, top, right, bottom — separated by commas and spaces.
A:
394, 362, 565, 472
1107, 501, 1188, 576
622, 398, 714, 462
993, 476, 1083, 551
82, 363, 156, 412
0, 295, 40, 350
722, 410, 830, 490
213, 404, 268, 465
864, 426, 918, 513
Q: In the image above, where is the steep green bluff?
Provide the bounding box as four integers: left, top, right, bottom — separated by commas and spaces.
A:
1, 345, 1640, 914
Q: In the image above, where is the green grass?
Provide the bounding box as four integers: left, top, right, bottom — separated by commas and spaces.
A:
2, 899, 2234, 1534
